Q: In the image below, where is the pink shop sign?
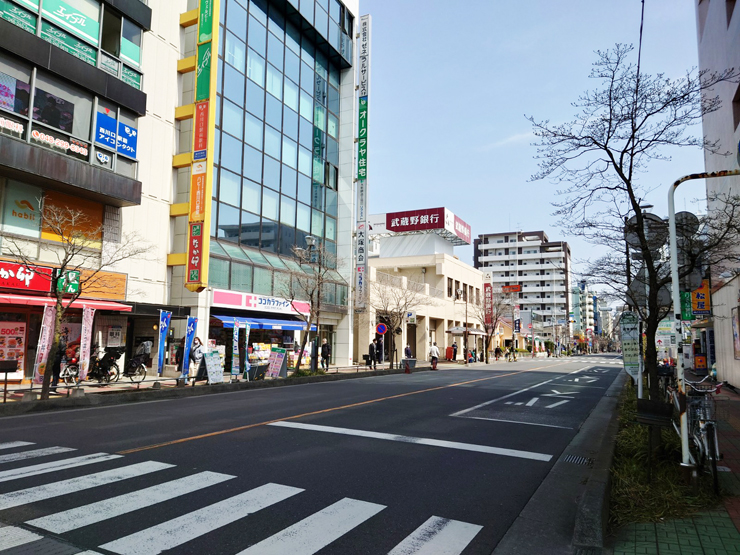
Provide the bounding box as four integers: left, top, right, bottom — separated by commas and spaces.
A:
211, 289, 310, 316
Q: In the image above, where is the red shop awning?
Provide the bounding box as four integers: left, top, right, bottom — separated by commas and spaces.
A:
0, 294, 132, 312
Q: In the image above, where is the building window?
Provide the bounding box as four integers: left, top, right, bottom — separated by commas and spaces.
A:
448, 277, 453, 297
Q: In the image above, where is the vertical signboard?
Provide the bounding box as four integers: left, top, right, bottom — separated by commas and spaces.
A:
354, 14, 370, 309
186, 222, 204, 285
197, 0, 213, 43
692, 279, 711, 316
621, 311, 640, 382
195, 43, 212, 103
193, 101, 209, 160
484, 283, 493, 325
189, 161, 207, 222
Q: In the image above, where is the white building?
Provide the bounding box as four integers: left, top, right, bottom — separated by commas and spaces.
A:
474, 231, 571, 343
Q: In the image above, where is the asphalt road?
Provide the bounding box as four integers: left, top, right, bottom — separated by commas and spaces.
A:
0, 354, 623, 555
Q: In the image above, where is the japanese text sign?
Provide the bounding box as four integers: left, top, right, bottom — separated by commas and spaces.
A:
692, 279, 711, 316
186, 223, 204, 284
95, 111, 116, 149
116, 122, 138, 158
0, 262, 52, 292
193, 101, 209, 160
386, 208, 445, 233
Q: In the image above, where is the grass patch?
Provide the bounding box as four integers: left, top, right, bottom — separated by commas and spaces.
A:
609, 381, 719, 530
288, 368, 326, 378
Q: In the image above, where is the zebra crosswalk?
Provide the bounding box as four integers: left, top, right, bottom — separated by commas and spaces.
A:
0, 440, 484, 554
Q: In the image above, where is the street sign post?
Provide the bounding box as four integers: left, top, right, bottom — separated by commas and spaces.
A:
620, 312, 640, 383
375, 323, 387, 335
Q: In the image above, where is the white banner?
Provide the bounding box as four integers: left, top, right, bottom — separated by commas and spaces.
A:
79, 307, 95, 380
33, 305, 56, 384
620, 312, 640, 381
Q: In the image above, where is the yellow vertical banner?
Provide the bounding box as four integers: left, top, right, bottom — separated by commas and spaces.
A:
185, 0, 219, 293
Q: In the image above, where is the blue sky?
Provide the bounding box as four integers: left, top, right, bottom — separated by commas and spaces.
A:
359, 0, 707, 276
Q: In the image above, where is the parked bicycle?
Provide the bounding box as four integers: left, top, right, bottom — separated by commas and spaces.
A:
667, 375, 723, 493
121, 341, 150, 383
60, 356, 80, 386
87, 345, 125, 383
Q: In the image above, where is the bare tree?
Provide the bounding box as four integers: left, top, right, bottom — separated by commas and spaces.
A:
369, 272, 431, 369
471, 286, 511, 363
278, 241, 340, 374
4, 200, 151, 400
528, 42, 740, 403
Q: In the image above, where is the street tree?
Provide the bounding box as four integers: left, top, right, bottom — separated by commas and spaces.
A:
369, 271, 431, 369
528, 42, 740, 403
4, 200, 151, 400
471, 286, 511, 363
277, 240, 340, 374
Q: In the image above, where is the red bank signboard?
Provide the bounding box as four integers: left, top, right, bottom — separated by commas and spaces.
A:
0, 262, 53, 292
386, 208, 445, 232
452, 215, 471, 243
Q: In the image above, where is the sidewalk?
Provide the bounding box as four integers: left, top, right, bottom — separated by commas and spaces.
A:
611, 383, 740, 554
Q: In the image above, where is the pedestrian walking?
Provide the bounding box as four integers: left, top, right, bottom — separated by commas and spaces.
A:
190, 337, 207, 385
452, 341, 458, 361
320, 338, 331, 371
495, 346, 502, 361
429, 342, 440, 370
368, 338, 378, 369
404, 344, 412, 359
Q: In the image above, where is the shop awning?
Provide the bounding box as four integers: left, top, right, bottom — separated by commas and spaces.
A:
0, 294, 132, 312
212, 314, 316, 331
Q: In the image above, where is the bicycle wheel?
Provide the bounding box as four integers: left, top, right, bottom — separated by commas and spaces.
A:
108, 363, 120, 383
130, 364, 146, 383
63, 366, 79, 386
705, 423, 720, 495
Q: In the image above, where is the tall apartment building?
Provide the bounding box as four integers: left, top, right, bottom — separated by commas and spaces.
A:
473, 230, 571, 342
571, 281, 595, 336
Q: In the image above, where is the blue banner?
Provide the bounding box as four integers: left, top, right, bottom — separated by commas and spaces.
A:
157, 310, 172, 375
243, 322, 251, 380
182, 316, 198, 379
116, 122, 138, 158
95, 111, 117, 149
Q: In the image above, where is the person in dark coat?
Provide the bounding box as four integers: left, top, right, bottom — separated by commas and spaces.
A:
452, 341, 458, 361
404, 344, 412, 358
368, 338, 378, 369
320, 338, 331, 371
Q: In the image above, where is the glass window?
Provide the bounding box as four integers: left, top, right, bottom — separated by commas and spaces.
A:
327, 163, 337, 190
297, 173, 311, 204
33, 73, 92, 139
209, 258, 230, 288
328, 85, 339, 115
284, 50, 300, 84
264, 125, 281, 160
250, 0, 268, 25
244, 113, 263, 149
263, 154, 280, 191
282, 136, 297, 168
314, 74, 327, 106
299, 116, 313, 148
223, 64, 245, 103
261, 221, 278, 253
311, 183, 325, 210
243, 144, 262, 182
220, 169, 241, 206
246, 80, 264, 118
286, 23, 300, 54
211, 200, 218, 237
121, 19, 142, 67
299, 0, 313, 25
281, 165, 296, 197
311, 209, 324, 237
268, 6, 285, 37
217, 202, 240, 242
300, 37, 314, 66
262, 187, 279, 220
220, 132, 242, 174
325, 216, 336, 241
242, 179, 261, 212
326, 188, 337, 217
240, 210, 260, 248
231, 262, 252, 292
284, 79, 299, 112
280, 195, 296, 226
315, 51, 328, 79
317, 0, 329, 12
314, 104, 326, 131
267, 33, 284, 70
246, 49, 265, 86
215, 94, 222, 128
248, 19, 267, 56
214, 131, 220, 163
216, 58, 223, 95
330, 0, 341, 22
253, 266, 272, 295
279, 226, 296, 256
264, 94, 282, 129
298, 146, 311, 176
226, 33, 246, 71
327, 136, 338, 166
299, 89, 313, 121
283, 106, 298, 141
296, 202, 310, 232
227, 1, 247, 34
222, 99, 243, 139
101, 10, 122, 57
266, 64, 283, 100
315, 7, 328, 38
300, 62, 314, 93
329, 64, 340, 88
327, 112, 338, 139
329, 21, 340, 52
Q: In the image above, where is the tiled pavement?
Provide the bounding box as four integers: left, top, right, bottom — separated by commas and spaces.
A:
612, 384, 740, 554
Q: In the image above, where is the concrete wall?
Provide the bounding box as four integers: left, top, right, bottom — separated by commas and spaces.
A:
711, 277, 740, 386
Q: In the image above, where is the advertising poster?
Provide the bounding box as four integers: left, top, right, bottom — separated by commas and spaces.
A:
116, 122, 138, 158
107, 325, 122, 347
78, 307, 95, 380
33, 305, 55, 383
157, 310, 172, 375
182, 316, 197, 378
266, 348, 286, 379
95, 110, 117, 149
203, 350, 223, 384
2, 181, 42, 238
0, 71, 16, 111
692, 279, 711, 316
0, 321, 26, 379
231, 319, 240, 376
242, 322, 251, 380
32, 87, 74, 132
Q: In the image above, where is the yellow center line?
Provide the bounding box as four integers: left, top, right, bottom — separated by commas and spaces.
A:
118, 362, 571, 454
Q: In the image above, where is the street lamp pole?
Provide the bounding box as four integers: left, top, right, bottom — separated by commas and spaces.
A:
456, 288, 469, 366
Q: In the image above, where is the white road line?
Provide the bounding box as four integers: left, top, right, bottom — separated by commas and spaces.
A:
0, 453, 121, 483
27, 471, 235, 533
269, 421, 552, 462
0, 526, 42, 550
449, 366, 591, 417
546, 400, 569, 409
0, 442, 34, 451
100, 482, 303, 555
388, 516, 483, 555
526, 398, 538, 407
237, 497, 385, 555
0, 461, 173, 511
0, 446, 76, 464
457, 416, 573, 430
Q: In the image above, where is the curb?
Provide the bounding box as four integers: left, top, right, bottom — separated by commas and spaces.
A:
0, 366, 431, 418
572, 371, 626, 552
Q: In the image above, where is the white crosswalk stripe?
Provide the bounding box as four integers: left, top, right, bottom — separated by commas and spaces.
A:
26, 471, 235, 533
0, 442, 34, 451
0, 446, 75, 464
0, 452, 121, 483
388, 516, 483, 554
238, 497, 385, 555
100, 482, 304, 555
0, 526, 42, 550
0, 461, 173, 511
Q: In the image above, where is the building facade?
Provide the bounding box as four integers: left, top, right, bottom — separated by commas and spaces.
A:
474, 230, 571, 344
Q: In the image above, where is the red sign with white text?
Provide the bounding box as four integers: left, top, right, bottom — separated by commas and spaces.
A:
484, 283, 493, 324
502, 284, 522, 293
453, 215, 471, 244
386, 208, 445, 233
0, 262, 53, 292
186, 223, 204, 284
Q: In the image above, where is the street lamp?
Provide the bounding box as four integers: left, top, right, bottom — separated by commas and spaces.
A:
305, 235, 319, 372
456, 288, 468, 366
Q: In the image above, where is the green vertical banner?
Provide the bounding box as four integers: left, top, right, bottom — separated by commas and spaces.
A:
680, 291, 695, 321
198, 0, 213, 44
195, 42, 212, 102
357, 96, 368, 180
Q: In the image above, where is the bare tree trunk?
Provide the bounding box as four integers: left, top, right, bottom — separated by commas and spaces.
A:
294, 319, 313, 373
41, 302, 64, 400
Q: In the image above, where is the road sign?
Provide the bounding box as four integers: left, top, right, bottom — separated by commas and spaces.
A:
375, 323, 387, 335
620, 312, 640, 382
